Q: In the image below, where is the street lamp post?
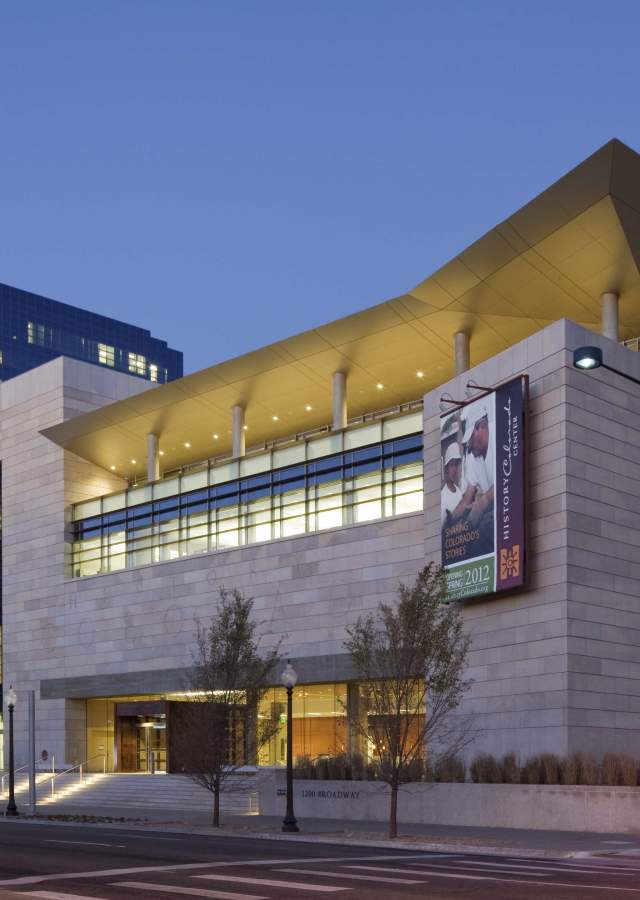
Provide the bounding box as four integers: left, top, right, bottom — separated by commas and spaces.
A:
573, 346, 640, 386
5, 685, 18, 817
281, 660, 299, 833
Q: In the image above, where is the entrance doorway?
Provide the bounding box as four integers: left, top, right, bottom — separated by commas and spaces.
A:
115, 702, 167, 773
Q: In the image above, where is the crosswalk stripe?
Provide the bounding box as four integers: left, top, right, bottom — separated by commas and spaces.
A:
453, 859, 639, 875
195, 874, 350, 892
347, 863, 551, 879
340, 865, 640, 892
24, 893, 111, 900
114, 882, 266, 900
0, 853, 453, 888
276, 868, 424, 885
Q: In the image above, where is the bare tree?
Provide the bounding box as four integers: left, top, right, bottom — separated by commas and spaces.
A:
175, 588, 280, 826
344, 564, 474, 838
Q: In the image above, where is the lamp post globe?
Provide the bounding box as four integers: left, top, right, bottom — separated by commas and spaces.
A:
5, 685, 18, 817
281, 660, 299, 833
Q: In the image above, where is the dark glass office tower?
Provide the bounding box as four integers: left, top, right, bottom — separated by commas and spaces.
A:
0, 282, 183, 384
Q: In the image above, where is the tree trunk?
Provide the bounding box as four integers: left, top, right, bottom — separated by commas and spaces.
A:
389, 783, 398, 839
213, 779, 221, 827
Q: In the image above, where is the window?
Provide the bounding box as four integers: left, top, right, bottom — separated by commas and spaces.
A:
149, 363, 159, 383
27, 321, 52, 347
71, 423, 425, 577
128, 352, 147, 376
98, 343, 115, 367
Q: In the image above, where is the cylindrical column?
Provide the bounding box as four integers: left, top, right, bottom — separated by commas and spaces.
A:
146, 433, 160, 482
602, 292, 619, 342
332, 371, 347, 430
28, 690, 36, 816
232, 404, 246, 458
454, 332, 470, 376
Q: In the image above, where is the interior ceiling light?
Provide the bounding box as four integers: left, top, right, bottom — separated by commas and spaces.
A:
159, 450, 164, 456
184, 441, 191, 448
416, 370, 424, 378
131, 459, 137, 465
376, 383, 384, 390
243, 425, 248, 431
272, 415, 279, 421
305, 404, 312, 411
110, 465, 116, 471
213, 433, 219, 440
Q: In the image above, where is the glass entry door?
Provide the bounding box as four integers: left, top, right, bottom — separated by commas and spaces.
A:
137, 717, 167, 773
115, 707, 167, 773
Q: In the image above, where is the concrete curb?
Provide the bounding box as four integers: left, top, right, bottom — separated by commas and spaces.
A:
0, 816, 596, 859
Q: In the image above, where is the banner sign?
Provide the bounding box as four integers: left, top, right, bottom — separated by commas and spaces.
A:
440, 376, 527, 601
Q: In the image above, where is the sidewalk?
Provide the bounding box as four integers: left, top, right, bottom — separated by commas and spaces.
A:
15, 802, 640, 859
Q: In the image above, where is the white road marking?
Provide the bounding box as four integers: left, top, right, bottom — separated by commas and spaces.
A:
46, 841, 126, 849
196, 874, 349, 892
452, 859, 639, 875
341, 864, 640, 892
0, 853, 442, 887
26, 893, 119, 900
115, 882, 266, 900
276, 868, 424, 885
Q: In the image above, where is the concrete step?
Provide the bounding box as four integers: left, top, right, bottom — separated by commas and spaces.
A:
0, 773, 260, 814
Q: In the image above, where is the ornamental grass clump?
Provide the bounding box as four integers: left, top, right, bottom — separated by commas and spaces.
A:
470, 753, 502, 783
500, 753, 520, 783
539, 753, 561, 785
434, 756, 466, 783
601, 753, 638, 787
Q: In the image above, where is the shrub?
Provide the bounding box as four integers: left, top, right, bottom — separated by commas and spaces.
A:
601, 753, 638, 787
470, 753, 502, 783
500, 753, 520, 783
405, 756, 427, 783
293, 755, 316, 780
350, 753, 366, 782
560, 754, 578, 785
574, 753, 599, 786
618, 755, 639, 787
434, 756, 466, 783
539, 753, 561, 785
326, 753, 349, 781
520, 756, 541, 784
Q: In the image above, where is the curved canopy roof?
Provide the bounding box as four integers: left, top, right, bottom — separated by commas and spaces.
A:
43, 138, 640, 478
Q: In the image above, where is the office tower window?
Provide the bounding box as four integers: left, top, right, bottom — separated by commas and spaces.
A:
98, 343, 115, 367
128, 353, 147, 376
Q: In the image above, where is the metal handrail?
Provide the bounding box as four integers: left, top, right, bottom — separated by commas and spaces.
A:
37, 754, 106, 800
0, 762, 31, 794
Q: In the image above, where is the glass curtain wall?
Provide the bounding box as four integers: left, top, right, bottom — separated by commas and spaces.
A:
72, 413, 424, 578
258, 684, 348, 765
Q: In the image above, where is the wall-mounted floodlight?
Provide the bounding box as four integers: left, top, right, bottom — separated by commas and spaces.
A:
572, 345, 640, 386
573, 347, 603, 370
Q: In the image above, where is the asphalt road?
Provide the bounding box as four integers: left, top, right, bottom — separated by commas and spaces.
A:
0, 820, 638, 900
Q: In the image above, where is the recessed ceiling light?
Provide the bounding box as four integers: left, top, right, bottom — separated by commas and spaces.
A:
243, 425, 248, 431
213, 433, 219, 440
272, 415, 279, 422
376, 383, 384, 390
131, 459, 137, 465
416, 370, 424, 378
110, 465, 116, 471
184, 442, 191, 448
159, 450, 164, 456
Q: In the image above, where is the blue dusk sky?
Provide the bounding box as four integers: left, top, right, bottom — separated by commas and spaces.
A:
1, 1, 639, 373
